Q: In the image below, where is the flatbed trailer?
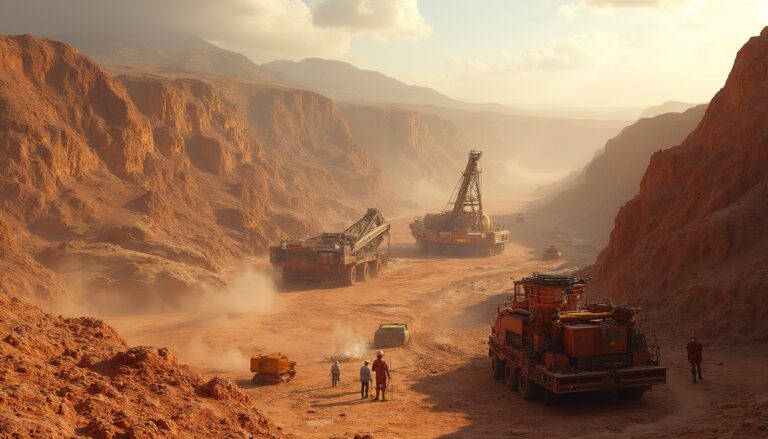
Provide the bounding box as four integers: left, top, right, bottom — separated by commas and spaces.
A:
410, 221, 508, 255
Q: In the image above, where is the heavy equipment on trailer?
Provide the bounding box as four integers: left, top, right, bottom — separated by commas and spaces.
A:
250, 353, 296, 383
410, 150, 509, 256
489, 273, 666, 402
269, 208, 390, 286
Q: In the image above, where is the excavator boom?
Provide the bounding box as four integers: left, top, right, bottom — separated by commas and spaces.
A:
450, 150, 483, 219
409, 150, 509, 256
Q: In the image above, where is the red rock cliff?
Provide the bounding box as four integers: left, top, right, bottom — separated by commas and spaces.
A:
0, 35, 392, 310
586, 28, 768, 342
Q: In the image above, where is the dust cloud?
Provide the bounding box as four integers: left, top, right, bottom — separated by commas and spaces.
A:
326, 324, 367, 362
54, 267, 277, 373
181, 335, 250, 374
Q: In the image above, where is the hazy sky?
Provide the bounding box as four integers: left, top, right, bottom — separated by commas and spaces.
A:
1, 0, 766, 106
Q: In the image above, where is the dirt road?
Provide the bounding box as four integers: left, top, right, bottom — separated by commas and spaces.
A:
107, 209, 768, 438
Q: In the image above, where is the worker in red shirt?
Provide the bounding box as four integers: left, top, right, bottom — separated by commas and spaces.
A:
372, 350, 391, 401
686, 336, 703, 383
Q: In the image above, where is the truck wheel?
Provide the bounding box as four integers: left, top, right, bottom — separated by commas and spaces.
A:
356, 263, 369, 282
495, 243, 505, 254
369, 260, 381, 278
491, 356, 504, 380
518, 373, 543, 401
504, 364, 519, 390
342, 265, 356, 286
618, 388, 647, 399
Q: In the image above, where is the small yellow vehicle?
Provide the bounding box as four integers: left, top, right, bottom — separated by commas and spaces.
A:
374, 323, 410, 348
250, 353, 296, 383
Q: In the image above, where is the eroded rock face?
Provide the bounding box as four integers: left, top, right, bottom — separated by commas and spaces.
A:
0, 35, 393, 312
340, 104, 470, 201
536, 105, 707, 248
0, 295, 282, 438
585, 28, 768, 343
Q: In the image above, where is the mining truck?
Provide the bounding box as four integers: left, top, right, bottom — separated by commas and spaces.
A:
410, 150, 509, 256
488, 273, 666, 402
269, 208, 390, 286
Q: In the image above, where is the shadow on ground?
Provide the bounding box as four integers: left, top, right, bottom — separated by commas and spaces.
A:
411, 356, 675, 438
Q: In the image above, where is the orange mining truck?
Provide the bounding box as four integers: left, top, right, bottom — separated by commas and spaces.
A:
410, 150, 509, 256
489, 273, 666, 402
269, 208, 390, 286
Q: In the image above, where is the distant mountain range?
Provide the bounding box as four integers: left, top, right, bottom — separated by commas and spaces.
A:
52, 33, 289, 84
54, 33, 677, 121
264, 58, 652, 120
639, 100, 700, 118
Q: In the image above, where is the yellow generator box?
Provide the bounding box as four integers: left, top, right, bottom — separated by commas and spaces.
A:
251, 353, 292, 374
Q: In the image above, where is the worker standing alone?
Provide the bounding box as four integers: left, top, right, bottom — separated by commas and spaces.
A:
687, 336, 703, 383
359, 360, 372, 399
330, 361, 341, 387
372, 350, 391, 401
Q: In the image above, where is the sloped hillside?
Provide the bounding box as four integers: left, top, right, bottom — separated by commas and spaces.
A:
535, 105, 706, 247
0, 35, 391, 312
0, 294, 282, 438
340, 103, 471, 203
586, 28, 768, 343
55, 33, 288, 84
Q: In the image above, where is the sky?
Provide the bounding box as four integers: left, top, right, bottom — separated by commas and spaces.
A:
1, 0, 766, 107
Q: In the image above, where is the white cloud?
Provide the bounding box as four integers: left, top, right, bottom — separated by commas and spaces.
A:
557, 0, 692, 18
446, 57, 494, 76
311, 0, 432, 40
518, 33, 617, 70
0, 0, 431, 61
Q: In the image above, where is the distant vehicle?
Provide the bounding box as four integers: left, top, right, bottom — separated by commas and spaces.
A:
269, 208, 390, 286
250, 353, 296, 383
410, 151, 509, 256
488, 273, 666, 402
374, 323, 410, 348
543, 245, 563, 260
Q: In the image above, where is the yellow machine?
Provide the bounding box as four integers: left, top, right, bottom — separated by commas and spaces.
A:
374, 323, 410, 348
250, 353, 296, 383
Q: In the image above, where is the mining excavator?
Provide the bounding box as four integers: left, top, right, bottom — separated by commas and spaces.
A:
269, 208, 390, 286
410, 150, 509, 256
489, 273, 667, 403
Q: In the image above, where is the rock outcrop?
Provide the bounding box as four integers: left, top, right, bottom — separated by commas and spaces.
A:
535, 105, 706, 247
0, 35, 391, 311
586, 28, 768, 343
341, 104, 471, 202
0, 295, 282, 438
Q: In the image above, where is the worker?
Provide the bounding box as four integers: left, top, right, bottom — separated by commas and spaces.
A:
372, 350, 391, 401
331, 361, 341, 387
687, 336, 703, 383
359, 360, 372, 399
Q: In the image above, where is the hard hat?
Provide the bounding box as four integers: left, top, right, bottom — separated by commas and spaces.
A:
364, 360, 369, 364
376, 350, 384, 356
